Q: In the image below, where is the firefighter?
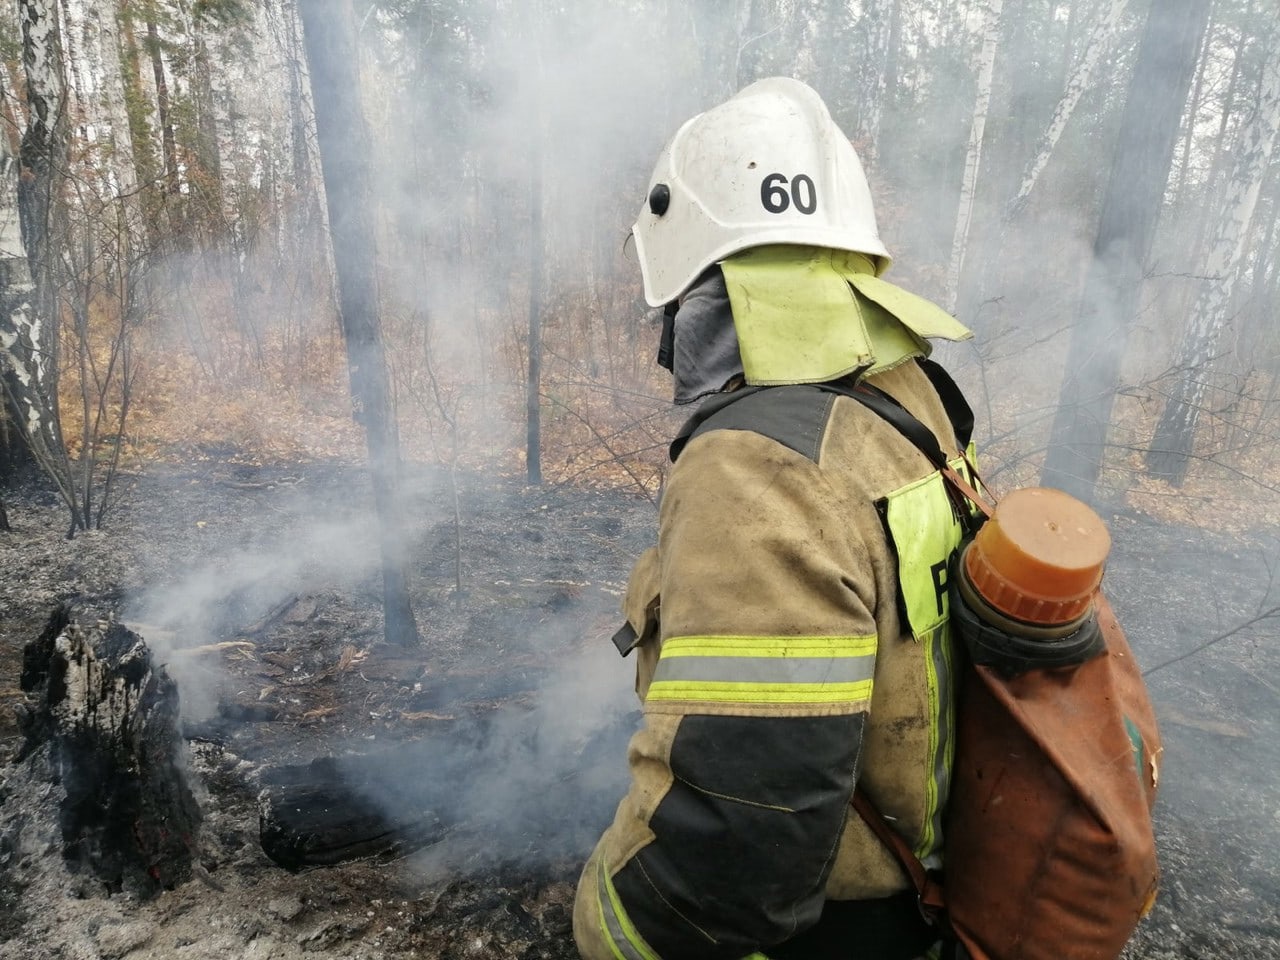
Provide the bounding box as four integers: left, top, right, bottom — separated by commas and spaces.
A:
574, 77, 977, 960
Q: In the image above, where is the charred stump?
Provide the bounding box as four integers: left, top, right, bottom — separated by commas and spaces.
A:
15, 604, 201, 897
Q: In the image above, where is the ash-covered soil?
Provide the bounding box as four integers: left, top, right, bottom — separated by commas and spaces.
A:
1, 461, 1278, 959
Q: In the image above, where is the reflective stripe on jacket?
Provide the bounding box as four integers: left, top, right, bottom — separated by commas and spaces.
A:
574, 360, 970, 960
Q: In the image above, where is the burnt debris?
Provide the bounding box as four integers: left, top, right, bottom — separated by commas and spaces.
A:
257, 707, 634, 872
16, 604, 202, 897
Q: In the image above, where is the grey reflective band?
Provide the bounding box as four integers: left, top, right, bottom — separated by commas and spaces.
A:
597, 859, 654, 960
922, 624, 955, 870
652, 654, 875, 687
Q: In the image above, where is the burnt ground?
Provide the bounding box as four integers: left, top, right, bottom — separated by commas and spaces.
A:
0, 460, 1278, 960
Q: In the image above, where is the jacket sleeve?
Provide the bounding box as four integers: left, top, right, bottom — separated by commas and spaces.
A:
574, 428, 881, 960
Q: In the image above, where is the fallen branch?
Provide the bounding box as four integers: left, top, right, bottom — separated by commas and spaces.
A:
1142, 604, 1280, 677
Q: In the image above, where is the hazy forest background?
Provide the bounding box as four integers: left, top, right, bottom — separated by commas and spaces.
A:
1, 0, 1278, 540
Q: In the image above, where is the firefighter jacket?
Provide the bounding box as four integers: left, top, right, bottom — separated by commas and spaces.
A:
573, 357, 976, 960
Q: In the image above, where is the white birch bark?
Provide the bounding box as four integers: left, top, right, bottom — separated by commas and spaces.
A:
89, 3, 141, 200
855, 0, 893, 159
945, 0, 1003, 313
0, 77, 24, 263
0, 43, 32, 411
1005, 0, 1130, 220
1148, 36, 1280, 481
3, 0, 66, 457
56, 0, 89, 143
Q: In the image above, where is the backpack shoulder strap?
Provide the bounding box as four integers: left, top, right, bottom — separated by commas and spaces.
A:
917, 357, 975, 450
814, 379, 993, 523
851, 788, 948, 923
815, 380, 950, 470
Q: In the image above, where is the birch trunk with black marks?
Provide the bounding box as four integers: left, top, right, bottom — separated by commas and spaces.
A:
145, 15, 178, 204
91, 3, 141, 195
1, 64, 33, 480
1005, 0, 1131, 221
854, 0, 893, 160
1, 0, 70, 492
945, 0, 1003, 313
1146, 38, 1280, 485
184, 10, 224, 242
957, 0, 1132, 324
298, 0, 420, 647
1189, 0, 1252, 267
1040, 0, 1213, 502
116, 1, 164, 254
1172, 5, 1217, 206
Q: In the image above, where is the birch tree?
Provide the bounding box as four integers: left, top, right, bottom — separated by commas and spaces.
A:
1, 0, 69, 485
1004, 0, 1131, 221
945, 0, 1003, 313
86, 3, 142, 205
853, 0, 894, 159
1040, 0, 1213, 501
0, 66, 35, 479
1146, 36, 1280, 484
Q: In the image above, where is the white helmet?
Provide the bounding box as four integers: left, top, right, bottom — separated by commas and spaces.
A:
633, 77, 891, 307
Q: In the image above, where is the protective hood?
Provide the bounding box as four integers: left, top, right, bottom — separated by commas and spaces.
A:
671, 270, 743, 405
720, 245, 973, 386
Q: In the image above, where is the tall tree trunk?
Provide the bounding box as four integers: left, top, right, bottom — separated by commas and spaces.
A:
735, 0, 774, 87
1190, 0, 1251, 255
117, 1, 165, 253
1057, 0, 1081, 85
854, 0, 893, 160
298, 0, 420, 647
1005, 0, 1131, 221
56, 0, 88, 142
1, 58, 31, 480
957, 0, 1133, 324
1145, 36, 1280, 484
1040, 0, 1213, 502
690, 0, 738, 103
0, 141, 34, 481
1247, 174, 1277, 317
145, 15, 179, 213
945, 0, 1004, 313
1172, 2, 1217, 206
526, 89, 544, 487
882, 0, 903, 119
72, 0, 146, 279
187, 22, 224, 240
1, 0, 71, 498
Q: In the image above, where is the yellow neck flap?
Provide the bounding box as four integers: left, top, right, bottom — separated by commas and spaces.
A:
720, 245, 972, 386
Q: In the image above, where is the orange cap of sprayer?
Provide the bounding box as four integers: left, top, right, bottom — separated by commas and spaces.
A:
963, 487, 1111, 625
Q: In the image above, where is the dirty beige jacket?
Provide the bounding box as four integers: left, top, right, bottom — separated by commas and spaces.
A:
574, 359, 971, 960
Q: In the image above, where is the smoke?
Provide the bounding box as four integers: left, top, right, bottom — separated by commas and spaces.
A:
120, 482, 400, 722
113, 462, 640, 869
76, 0, 1279, 943
388, 637, 636, 879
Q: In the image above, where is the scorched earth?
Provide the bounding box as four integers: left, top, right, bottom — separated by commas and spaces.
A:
0, 460, 1276, 959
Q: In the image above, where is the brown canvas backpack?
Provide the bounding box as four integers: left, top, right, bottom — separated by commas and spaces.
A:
824, 363, 1162, 960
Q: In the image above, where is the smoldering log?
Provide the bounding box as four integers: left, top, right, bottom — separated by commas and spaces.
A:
258, 709, 634, 870
258, 749, 456, 870
17, 605, 202, 897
